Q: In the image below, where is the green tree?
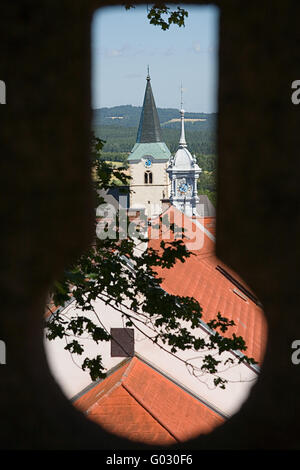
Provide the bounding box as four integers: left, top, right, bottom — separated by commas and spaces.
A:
46, 135, 256, 389
124, 4, 189, 30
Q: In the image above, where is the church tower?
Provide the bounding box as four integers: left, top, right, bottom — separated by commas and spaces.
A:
167, 101, 202, 218
128, 71, 171, 217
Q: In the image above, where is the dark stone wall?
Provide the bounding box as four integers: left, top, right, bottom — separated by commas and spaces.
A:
0, 0, 300, 449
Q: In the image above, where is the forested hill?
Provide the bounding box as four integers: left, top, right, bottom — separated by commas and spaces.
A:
92, 106, 217, 205
93, 105, 217, 131
93, 125, 216, 155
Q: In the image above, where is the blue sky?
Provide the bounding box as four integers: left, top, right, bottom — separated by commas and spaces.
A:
91, 4, 219, 113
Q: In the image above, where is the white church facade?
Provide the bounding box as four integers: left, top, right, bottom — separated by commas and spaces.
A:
128, 73, 202, 219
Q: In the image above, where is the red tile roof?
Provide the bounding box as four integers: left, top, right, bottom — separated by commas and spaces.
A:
74, 356, 224, 445
202, 216, 216, 236
45, 299, 58, 319
148, 206, 267, 365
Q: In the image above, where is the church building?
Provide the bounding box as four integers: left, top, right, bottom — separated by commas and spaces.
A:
128, 73, 203, 219
127, 72, 171, 217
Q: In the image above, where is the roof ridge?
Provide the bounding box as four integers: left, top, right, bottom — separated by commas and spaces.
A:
82, 356, 179, 441
83, 359, 135, 414
119, 356, 225, 441
71, 358, 131, 403
120, 357, 181, 441
121, 356, 138, 381
86, 379, 122, 415
121, 380, 180, 443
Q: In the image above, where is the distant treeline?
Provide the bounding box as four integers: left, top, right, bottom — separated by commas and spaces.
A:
99, 150, 217, 206
94, 125, 216, 156
93, 105, 217, 131
93, 111, 217, 206
100, 150, 216, 172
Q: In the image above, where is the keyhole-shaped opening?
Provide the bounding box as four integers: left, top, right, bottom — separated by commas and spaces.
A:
44, 3, 267, 447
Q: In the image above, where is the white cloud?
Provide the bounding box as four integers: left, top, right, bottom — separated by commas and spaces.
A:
193, 42, 202, 53
107, 48, 124, 57
164, 47, 175, 56
191, 42, 216, 54
105, 44, 131, 58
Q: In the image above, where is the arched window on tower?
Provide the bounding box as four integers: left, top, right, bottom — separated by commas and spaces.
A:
144, 171, 153, 184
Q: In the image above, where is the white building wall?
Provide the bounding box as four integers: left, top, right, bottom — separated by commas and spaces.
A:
45, 296, 258, 418
129, 160, 170, 216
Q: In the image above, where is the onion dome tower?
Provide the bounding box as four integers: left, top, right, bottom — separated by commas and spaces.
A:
167, 87, 202, 217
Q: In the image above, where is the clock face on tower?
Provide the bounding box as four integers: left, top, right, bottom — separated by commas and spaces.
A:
144, 158, 152, 168
177, 178, 192, 195
179, 183, 188, 193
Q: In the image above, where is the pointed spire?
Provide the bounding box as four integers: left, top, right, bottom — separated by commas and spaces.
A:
179, 83, 187, 147
136, 71, 162, 143
180, 81, 183, 109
